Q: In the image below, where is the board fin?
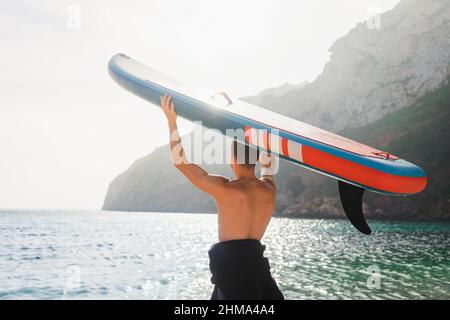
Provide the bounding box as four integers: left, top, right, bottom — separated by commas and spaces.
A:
338, 180, 372, 235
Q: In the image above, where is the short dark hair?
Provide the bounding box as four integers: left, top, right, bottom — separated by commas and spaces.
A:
232, 140, 259, 168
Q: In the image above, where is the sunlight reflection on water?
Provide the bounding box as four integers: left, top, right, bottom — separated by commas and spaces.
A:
0, 210, 448, 299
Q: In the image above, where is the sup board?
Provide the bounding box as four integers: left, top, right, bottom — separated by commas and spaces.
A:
108, 53, 428, 234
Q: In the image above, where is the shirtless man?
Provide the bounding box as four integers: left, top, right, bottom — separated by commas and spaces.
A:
161, 95, 284, 300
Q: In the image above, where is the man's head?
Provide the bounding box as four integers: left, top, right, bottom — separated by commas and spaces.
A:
231, 140, 259, 177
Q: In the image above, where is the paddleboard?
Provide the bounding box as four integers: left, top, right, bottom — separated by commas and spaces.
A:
108, 53, 428, 234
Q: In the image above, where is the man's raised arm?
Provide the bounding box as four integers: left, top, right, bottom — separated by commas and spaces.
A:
160, 95, 229, 196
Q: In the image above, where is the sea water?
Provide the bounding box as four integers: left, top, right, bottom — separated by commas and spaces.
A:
0, 210, 448, 299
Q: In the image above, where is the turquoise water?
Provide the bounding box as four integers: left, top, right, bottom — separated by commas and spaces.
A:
0, 210, 448, 299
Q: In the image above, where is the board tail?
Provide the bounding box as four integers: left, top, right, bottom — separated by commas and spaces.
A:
338, 181, 372, 235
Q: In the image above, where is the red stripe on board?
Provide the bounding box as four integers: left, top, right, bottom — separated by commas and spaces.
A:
244, 126, 252, 144
302, 145, 427, 194
263, 131, 270, 151
281, 138, 289, 157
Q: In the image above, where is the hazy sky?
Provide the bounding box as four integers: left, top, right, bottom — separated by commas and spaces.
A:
0, 0, 400, 209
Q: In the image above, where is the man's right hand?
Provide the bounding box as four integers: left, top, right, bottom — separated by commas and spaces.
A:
260, 151, 275, 168
160, 94, 177, 123
259, 151, 279, 179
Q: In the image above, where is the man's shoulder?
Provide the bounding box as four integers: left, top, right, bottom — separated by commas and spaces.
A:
208, 174, 230, 183
259, 177, 276, 193
226, 179, 275, 195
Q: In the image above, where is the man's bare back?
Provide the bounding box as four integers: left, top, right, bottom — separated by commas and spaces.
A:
214, 177, 276, 241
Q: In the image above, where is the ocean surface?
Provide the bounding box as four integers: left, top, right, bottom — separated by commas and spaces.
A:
0, 210, 448, 300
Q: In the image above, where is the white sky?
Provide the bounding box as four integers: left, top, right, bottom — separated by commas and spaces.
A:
0, 0, 400, 209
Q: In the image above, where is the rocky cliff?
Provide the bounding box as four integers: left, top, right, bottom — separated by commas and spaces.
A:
103, 0, 450, 221
245, 0, 450, 132
277, 79, 450, 221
